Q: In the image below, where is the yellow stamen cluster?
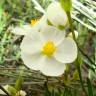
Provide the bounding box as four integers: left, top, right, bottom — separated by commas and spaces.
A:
42, 41, 56, 56
30, 19, 38, 26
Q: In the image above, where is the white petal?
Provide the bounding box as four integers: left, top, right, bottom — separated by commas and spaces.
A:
40, 57, 66, 76
46, 2, 68, 27
20, 32, 44, 54
41, 25, 65, 45
54, 37, 77, 63
21, 52, 45, 70
11, 25, 32, 35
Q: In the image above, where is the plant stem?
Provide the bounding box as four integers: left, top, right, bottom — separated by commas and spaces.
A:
76, 57, 87, 95
66, 12, 76, 41
66, 12, 95, 66
66, 11, 87, 95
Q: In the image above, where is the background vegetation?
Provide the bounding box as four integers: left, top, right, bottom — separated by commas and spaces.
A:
0, 0, 95, 96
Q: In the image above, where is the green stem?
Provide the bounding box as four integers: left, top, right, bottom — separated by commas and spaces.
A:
66, 11, 87, 95
76, 57, 87, 95
66, 12, 76, 41
66, 12, 95, 66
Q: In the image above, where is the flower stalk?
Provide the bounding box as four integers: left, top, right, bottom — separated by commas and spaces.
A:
60, 0, 87, 95
67, 11, 87, 95
66, 12, 76, 41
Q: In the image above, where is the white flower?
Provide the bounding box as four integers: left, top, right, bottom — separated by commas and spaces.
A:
20, 25, 77, 76
46, 2, 68, 27
11, 15, 47, 35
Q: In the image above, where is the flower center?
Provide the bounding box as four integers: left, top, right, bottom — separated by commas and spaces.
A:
42, 41, 56, 56
30, 19, 38, 26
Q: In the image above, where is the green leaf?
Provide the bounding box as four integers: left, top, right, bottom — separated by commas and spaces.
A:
8, 85, 17, 96
60, 0, 72, 12
63, 75, 71, 86
87, 78, 94, 96
15, 75, 23, 91
72, 70, 79, 81
75, 56, 87, 95
44, 82, 51, 96
75, 55, 82, 66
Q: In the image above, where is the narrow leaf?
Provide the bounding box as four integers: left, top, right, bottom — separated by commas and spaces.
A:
87, 78, 94, 96
15, 75, 23, 91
